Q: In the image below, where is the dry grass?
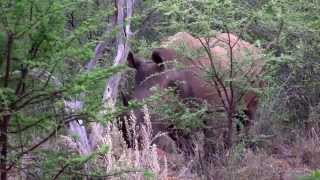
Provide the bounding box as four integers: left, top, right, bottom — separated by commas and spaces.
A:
87, 103, 319, 180
89, 105, 206, 179
91, 106, 166, 179
32, 103, 318, 180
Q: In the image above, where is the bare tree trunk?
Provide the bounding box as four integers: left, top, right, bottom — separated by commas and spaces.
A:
0, 32, 14, 180
102, 0, 133, 109
226, 107, 234, 148
90, 0, 134, 149
64, 100, 92, 155
0, 115, 10, 180
65, 33, 115, 156
66, 2, 123, 155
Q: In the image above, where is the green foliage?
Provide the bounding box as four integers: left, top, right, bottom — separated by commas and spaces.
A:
67, 65, 126, 94
301, 170, 320, 180
143, 169, 156, 180
1, 0, 319, 178
0, 0, 119, 178
153, 0, 260, 38
255, 0, 320, 129
147, 86, 207, 131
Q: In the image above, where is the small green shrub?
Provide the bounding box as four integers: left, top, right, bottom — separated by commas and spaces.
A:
300, 170, 320, 180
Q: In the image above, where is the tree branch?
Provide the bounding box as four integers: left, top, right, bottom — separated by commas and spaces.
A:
3, 32, 14, 88
6, 116, 83, 172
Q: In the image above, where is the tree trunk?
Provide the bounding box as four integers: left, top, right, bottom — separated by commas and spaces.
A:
64, 28, 116, 156
90, 0, 134, 149
3, 33, 14, 87
0, 115, 10, 180
226, 112, 233, 148
102, 0, 133, 109
1, 32, 14, 180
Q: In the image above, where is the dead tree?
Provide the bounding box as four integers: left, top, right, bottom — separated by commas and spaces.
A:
90, 0, 134, 149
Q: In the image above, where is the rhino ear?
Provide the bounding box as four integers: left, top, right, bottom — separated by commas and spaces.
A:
127, 51, 140, 69
151, 51, 165, 70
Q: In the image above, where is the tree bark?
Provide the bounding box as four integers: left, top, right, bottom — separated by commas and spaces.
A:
3, 33, 14, 88
0, 32, 14, 180
226, 108, 234, 149
90, 0, 134, 149
102, 0, 133, 109
0, 115, 10, 180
